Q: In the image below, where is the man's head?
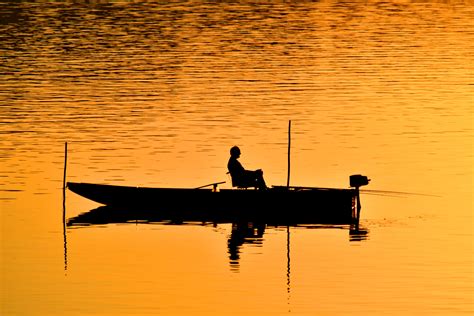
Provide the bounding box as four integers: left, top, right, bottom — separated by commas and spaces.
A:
230, 146, 241, 158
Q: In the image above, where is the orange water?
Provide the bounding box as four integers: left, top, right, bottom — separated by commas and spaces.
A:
1, 1, 473, 315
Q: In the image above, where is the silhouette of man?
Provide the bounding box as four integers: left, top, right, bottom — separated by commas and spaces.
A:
228, 222, 266, 267
227, 146, 267, 190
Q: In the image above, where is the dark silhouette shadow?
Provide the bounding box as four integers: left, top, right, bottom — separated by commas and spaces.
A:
227, 146, 267, 190
227, 222, 266, 270
67, 206, 369, 255
67, 205, 367, 229
349, 225, 370, 242
67, 182, 360, 225
63, 190, 68, 273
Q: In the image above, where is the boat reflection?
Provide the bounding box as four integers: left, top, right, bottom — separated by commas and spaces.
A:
67, 206, 369, 268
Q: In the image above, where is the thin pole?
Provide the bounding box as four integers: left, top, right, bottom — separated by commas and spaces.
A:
62, 141, 68, 272
63, 200, 68, 272
286, 122, 292, 308
286, 121, 292, 308
63, 142, 68, 192
287, 120, 291, 188
286, 225, 291, 312
286, 225, 291, 293
286, 120, 292, 307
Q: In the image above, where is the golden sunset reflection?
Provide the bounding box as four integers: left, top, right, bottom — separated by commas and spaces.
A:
1, 1, 473, 315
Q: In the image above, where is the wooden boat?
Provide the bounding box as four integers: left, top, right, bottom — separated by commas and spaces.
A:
67, 175, 369, 224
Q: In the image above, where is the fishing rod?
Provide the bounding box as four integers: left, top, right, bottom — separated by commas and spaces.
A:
360, 189, 440, 197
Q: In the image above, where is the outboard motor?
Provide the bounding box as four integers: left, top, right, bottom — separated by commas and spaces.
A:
350, 174, 370, 189
349, 174, 370, 224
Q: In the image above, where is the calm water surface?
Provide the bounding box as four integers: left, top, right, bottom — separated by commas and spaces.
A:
1, 1, 473, 315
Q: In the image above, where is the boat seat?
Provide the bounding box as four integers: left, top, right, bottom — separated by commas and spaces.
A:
227, 172, 257, 190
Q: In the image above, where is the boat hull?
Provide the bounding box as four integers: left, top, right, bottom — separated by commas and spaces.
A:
67, 182, 357, 224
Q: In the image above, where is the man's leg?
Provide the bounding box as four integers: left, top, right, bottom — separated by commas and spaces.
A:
255, 169, 267, 190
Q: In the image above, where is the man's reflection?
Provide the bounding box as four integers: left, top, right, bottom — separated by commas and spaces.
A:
228, 222, 266, 269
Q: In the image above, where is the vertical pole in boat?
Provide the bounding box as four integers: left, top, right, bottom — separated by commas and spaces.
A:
287, 120, 291, 188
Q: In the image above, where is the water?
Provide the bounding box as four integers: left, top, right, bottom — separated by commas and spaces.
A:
1, 1, 473, 315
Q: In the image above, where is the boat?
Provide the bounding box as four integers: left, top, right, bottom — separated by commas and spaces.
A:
66, 174, 370, 224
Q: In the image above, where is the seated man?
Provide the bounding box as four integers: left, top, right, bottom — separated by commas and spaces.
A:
227, 146, 267, 190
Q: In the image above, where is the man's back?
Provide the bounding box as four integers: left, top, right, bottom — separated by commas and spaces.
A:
228, 156, 245, 178
227, 146, 267, 189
